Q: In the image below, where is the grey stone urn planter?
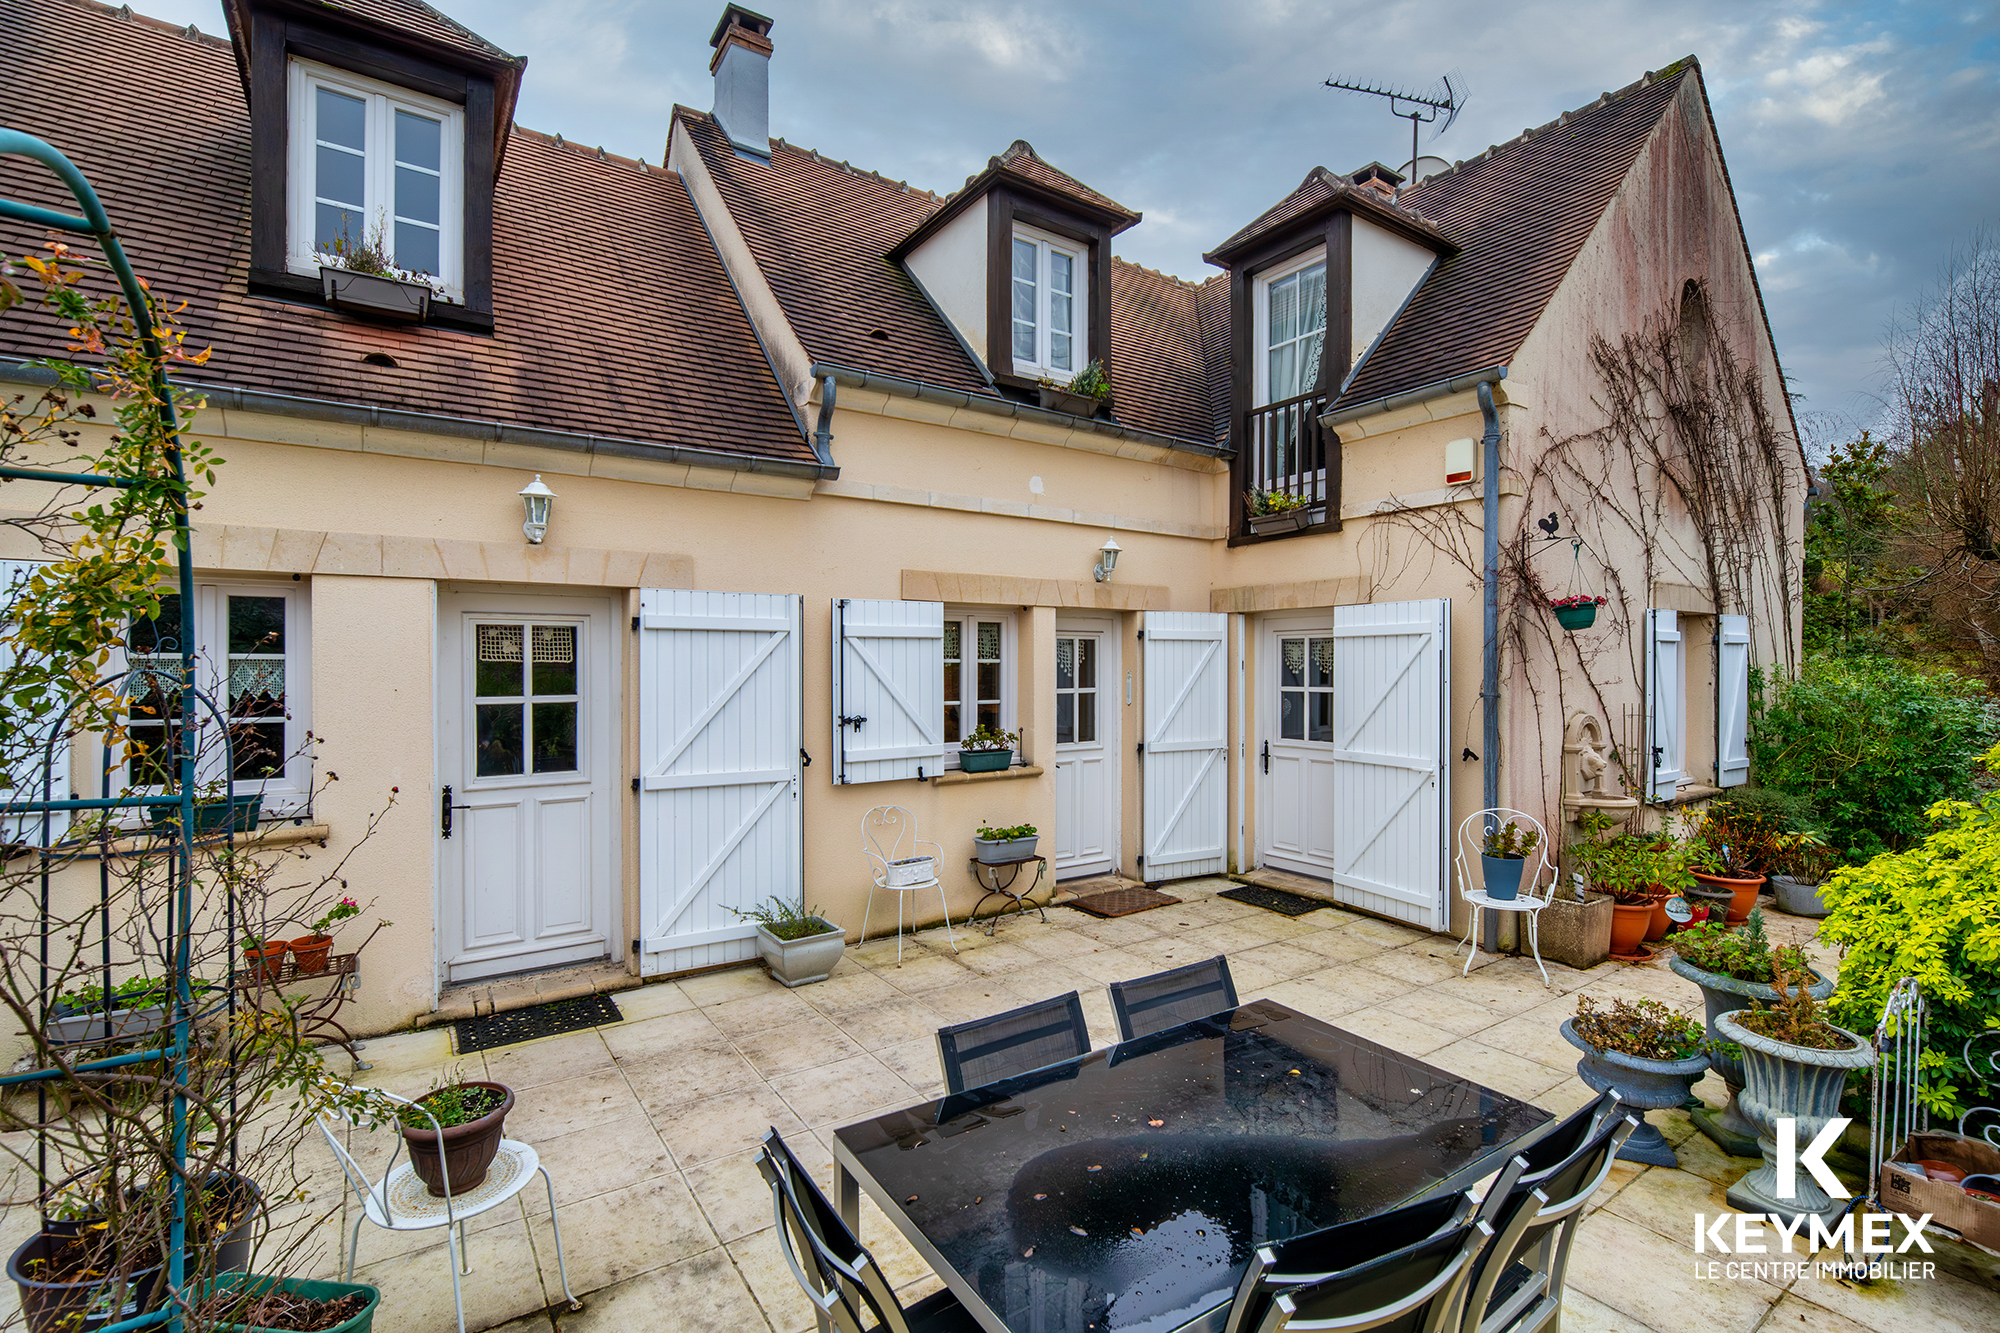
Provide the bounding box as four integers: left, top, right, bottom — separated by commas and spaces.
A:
1770, 875, 1830, 919
1669, 956, 1835, 1157
1715, 1010, 1874, 1226
1537, 891, 1613, 969
756, 919, 845, 988
1561, 1017, 1709, 1166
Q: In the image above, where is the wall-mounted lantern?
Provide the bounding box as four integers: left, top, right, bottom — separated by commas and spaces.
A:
519, 475, 557, 544
1093, 536, 1122, 583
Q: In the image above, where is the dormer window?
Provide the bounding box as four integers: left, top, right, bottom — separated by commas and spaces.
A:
286, 59, 465, 300
1255, 250, 1327, 404
1010, 225, 1086, 380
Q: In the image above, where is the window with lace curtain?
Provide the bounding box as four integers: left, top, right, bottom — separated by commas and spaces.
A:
1254, 249, 1328, 405
942, 609, 1016, 769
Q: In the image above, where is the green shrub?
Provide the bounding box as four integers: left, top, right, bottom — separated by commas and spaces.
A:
1750, 654, 1999, 859
1819, 750, 2000, 1120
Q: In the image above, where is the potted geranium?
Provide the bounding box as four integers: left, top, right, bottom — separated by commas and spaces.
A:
974, 821, 1038, 864
398, 1078, 515, 1196
1478, 819, 1540, 901
1037, 359, 1112, 418
959, 723, 1018, 773
288, 896, 358, 974
1550, 593, 1607, 630
1561, 994, 1709, 1166
730, 897, 846, 987
1245, 487, 1314, 535
1715, 962, 1875, 1224
316, 219, 440, 322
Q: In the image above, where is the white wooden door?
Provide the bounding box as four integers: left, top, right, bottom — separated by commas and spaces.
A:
1052, 619, 1118, 879
637, 590, 802, 977
1327, 599, 1450, 929
1141, 611, 1228, 883
1261, 622, 1339, 878
439, 594, 616, 982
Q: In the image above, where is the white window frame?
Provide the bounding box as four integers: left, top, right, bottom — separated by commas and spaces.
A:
943, 608, 1018, 770
120, 580, 315, 820
1009, 224, 1088, 382
1252, 245, 1328, 407
286, 57, 465, 300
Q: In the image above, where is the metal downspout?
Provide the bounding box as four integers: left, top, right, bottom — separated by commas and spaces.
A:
812, 374, 837, 466
1479, 379, 1502, 953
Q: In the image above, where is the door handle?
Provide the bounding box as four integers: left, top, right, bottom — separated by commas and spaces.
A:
439, 784, 473, 839
1261, 740, 1270, 774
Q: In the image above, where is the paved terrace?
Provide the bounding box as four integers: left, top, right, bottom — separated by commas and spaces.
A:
8, 879, 1994, 1331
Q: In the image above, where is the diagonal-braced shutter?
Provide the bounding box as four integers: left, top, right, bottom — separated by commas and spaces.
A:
1645, 609, 1685, 801
832, 599, 947, 784
1716, 613, 1750, 788
1141, 611, 1228, 882
0, 560, 69, 846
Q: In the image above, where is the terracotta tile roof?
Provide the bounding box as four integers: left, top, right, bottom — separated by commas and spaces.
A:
1205, 166, 1452, 264
0, 0, 811, 469
1107, 261, 1211, 444
1335, 62, 1695, 408
313, 0, 521, 67
1195, 274, 1231, 446
985, 141, 1138, 225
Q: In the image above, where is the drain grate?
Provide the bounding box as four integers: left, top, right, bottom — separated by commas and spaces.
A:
1066, 887, 1182, 918
1219, 885, 1333, 918
453, 992, 622, 1053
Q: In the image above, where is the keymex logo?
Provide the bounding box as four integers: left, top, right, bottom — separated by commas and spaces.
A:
1775, 1115, 1848, 1201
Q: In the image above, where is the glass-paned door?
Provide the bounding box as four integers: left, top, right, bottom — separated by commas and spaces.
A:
473, 623, 579, 777
1264, 626, 1338, 878
1053, 625, 1118, 879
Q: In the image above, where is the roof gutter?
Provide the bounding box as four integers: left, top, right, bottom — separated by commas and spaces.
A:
1319, 364, 1508, 428
810, 361, 1231, 461
0, 363, 839, 482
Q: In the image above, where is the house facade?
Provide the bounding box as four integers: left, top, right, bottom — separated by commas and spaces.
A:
0, 0, 1802, 1034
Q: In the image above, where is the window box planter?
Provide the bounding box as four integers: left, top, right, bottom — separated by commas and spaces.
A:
974, 834, 1038, 864
885, 856, 936, 888
152, 794, 263, 838
755, 918, 846, 988
1553, 603, 1599, 630
1247, 508, 1313, 536
958, 749, 1012, 774
319, 266, 430, 322
1667, 956, 1835, 1157
1770, 874, 1830, 918
1037, 386, 1103, 418
203, 1274, 381, 1333
1560, 1017, 1708, 1166
1715, 1010, 1874, 1225
401, 1081, 514, 1197
45, 984, 214, 1046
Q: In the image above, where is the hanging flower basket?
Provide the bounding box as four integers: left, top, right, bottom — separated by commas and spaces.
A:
1551, 594, 1606, 631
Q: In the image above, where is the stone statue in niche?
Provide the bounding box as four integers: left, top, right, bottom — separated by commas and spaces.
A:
1562, 710, 1638, 824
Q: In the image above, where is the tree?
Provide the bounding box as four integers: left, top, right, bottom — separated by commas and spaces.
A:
1802, 432, 1902, 654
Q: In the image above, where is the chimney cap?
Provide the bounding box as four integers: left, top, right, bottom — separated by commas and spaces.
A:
709, 4, 774, 48
1348, 161, 1407, 190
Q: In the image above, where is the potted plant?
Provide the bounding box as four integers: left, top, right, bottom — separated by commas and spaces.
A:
46, 975, 184, 1046
199, 1275, 381, 1333
974, 821, 1039, 864
1767, 834, 1839, 919
316, 219, 437, 322
1538, 871, 1615, 970
959, 723, 1018, 774
289, 896, 358, 975
1561, 995, 1709, 1166
730, 897, 846, 988
1690, 803, 1776, 922
1550, 593, 1607, 630
1668, 910, 1837, 1157
153, 792, 264, 838
1037, 358, 1112, 418
885, 853, 936, 887
1716, 963, 1876, 1224
1244, 487, 1314, 535
398, 1079, 515, 1197
1478, 819, 1540, 901
241, 935, 287, 983
1567, 827, 1692, 957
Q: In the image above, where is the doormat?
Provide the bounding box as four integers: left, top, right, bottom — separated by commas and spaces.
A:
453, 992, 623, 1054
1067, 887, 1181, 918
1218, 885, 1331, 918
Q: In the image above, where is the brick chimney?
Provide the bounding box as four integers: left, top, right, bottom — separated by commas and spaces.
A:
709, 5, 774, 161
1348, 162, 1406, 199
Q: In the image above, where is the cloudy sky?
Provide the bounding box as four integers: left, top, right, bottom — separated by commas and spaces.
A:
137, 0, 2000, 439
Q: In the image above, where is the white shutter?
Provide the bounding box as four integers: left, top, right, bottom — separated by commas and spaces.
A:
1141, 611, 1229, 881
1716, 613, 1750, 788
1645, 609, 1684, 801
1328, 599, 1450, 929
0, 561, 69, 846
832, 598, 947, 784
636, 590, 803, 976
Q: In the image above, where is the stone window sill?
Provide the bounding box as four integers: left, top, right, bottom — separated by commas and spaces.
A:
1658, 785, 1725, 808
930, 765, 1045, 787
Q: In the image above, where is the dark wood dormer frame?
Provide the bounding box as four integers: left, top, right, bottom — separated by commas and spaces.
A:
981, 187, 1117, 396
227, 0, 524, 335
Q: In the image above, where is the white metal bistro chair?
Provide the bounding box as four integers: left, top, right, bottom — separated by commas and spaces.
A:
861, 805, 956, 963
315, 1082, 579, 1333
1452, 807, 1554, 986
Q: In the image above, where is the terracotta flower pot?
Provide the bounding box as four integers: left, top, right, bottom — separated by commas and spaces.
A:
1609, 901, 1652, 956
243, 942, 287, 983
1645, 894, 1673, 942
289, 935, 334, 973
400, 1082, 513, 1197
1692, 871, 1765, 923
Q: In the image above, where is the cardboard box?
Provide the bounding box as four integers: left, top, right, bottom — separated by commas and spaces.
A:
1880, 1131, 2000, 1251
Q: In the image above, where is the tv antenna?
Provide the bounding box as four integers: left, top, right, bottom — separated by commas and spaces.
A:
1324, 71, 1468, 183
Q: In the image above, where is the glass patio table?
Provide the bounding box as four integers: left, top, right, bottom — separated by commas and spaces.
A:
831, 998, 1551, 1333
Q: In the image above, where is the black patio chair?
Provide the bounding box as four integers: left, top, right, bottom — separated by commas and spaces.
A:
1458, 1091, 1638, 1333
1230, 1209, 1493, 1333
756, 1127, 980, 1333
935, 990, 1090, 1094
1107, 954, 1238, 1041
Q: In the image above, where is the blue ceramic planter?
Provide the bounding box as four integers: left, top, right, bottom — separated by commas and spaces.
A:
1481, 853, 1525, 901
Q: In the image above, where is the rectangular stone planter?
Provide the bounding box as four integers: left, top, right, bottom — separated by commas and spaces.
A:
756, 920, 845, 988
1537, 890, 1612, 969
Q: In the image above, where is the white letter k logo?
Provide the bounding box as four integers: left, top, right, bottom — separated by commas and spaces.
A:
1778, 1118, 1850, 1201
